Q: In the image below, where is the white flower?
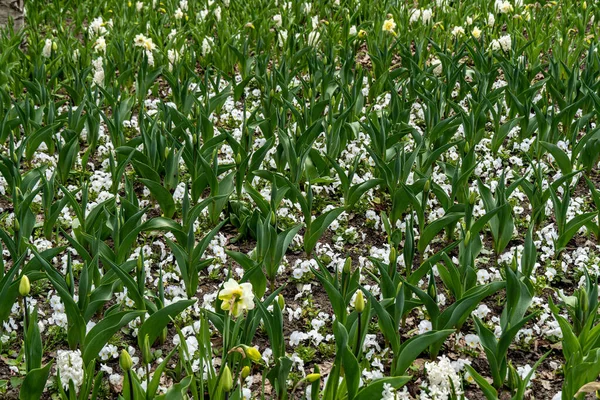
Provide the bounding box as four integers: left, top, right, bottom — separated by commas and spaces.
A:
94, 37, 107, 53
431, 58, 443, 76
136, 1, 143, 11
88, 17, 107, 36
451, 26, 465, 37
498, 0, 514, 14
472, 26, 482, 39
308, 30, 320, 47
489, 39, 501, 51
517, 364, 534, 385
422, 8, 433, 24
464, 334, 480, 348
201, 37, 214, 56
418, 320, 433, 334
273, 14, 282, 27
42, 39, 53, 58
409, 9, 421, 24
487, 12, 495, 27
57, 350, 85, 391
349, 25, 357, 36
174, 8, 184, 19
498, 34, 512, 51
473, 304, 491, 319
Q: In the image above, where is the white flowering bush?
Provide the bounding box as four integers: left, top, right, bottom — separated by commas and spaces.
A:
1, 0, 600, 399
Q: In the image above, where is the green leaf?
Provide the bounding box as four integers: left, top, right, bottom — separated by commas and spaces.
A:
82, 311, 145, 365
418, 212, 464, 253
464, 365, 498, 400
139, 178, 176, 218
395, 330, 454, 374
138, 299, 196, 348
19, 362, 53, 400
354, 377, 412, 400
305, 207, 344, 255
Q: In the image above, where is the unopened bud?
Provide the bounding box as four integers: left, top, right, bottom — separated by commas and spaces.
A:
344, 257, 352, 273
245, 22, 255, 29
221, 365, 233, 392
13, 219, 19, 232
19, 275, 30, 297
241, 366, 251, 379
424, 179, 431, 192
243, 346, 262, 363
389, 247, 397, 265
464, 141, 470, 153
142, 334, 152, 364
354, 290, 365, 313
277, 293, 285, 310
120, 350, 133, 371
307, 373, 321, 383
164, 147, 170, 159
469, 191, 477, 205
464, 231, 471, 245
192, 134, 198, 145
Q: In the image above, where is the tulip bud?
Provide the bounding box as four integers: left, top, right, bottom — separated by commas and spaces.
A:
464, 231, 471, 245
469, 191, 477, 205
142, 334, 152, 364
137, 256, 144, 273
13, 218, 19, 232
159, 326, 167, 344
19, 275, 30, 297
343, 257, 352, 274
277, 293, 285, 310
192, 134, 198, 145
306, 373, 321, 383
235, 153, 242, 165
510, 256, 517, 272
221, 365, 233, 392
164, 146, 171, 159
579, 289, 588, 313
52, 41, 57, 51
270, 210, 276, 225
464, 141, 470, 153
389, 247, 397, 265
354, 290, 365, 313
241, 366, 251, 379
120, 350, 133, 371
424, 179, 431, 192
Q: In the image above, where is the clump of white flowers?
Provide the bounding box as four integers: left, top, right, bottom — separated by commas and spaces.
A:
490, 34, 512, 52
56, 350, 85, 391
421, 356, 463, 400
42, 38, 55, 58
451, 26, 465, 37
201, 37, 214, 56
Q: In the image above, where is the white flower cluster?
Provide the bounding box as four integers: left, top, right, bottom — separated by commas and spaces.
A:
56, 350, 85, 391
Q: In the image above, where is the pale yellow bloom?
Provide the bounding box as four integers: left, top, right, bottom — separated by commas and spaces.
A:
218, 279, 255, 317
382, 18, 396, 34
